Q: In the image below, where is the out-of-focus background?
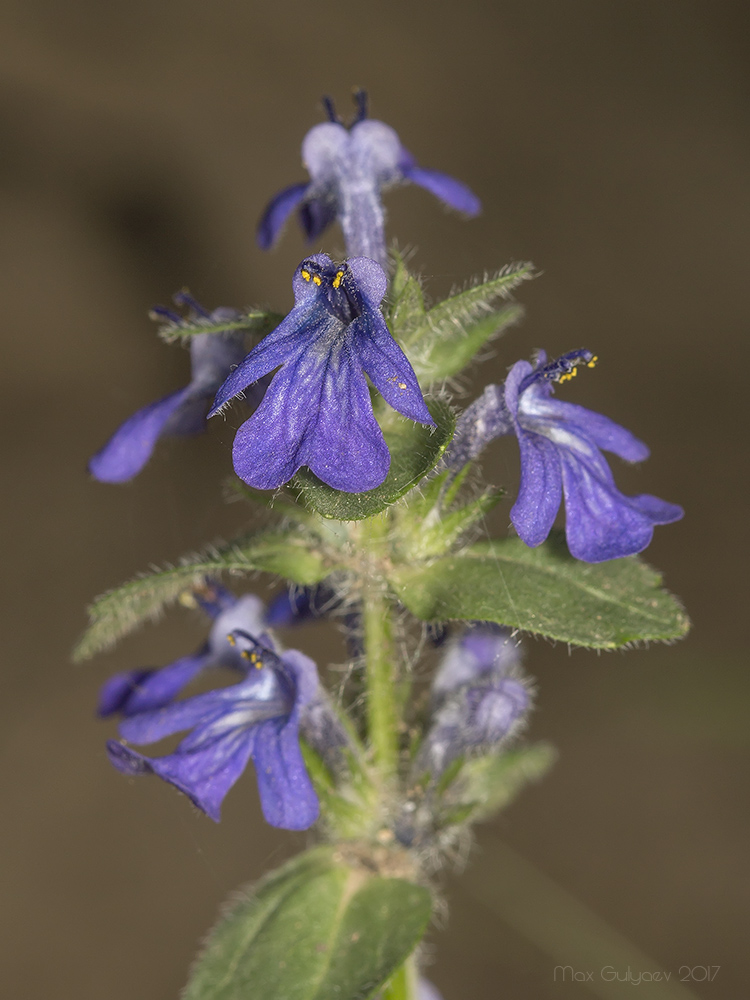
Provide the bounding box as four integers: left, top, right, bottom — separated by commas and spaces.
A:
1, 2, 747, 998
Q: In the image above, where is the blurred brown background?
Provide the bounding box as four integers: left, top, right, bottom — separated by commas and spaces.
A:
1, 1, 747, 998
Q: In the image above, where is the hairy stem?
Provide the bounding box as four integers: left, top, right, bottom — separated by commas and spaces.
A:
361, 515, 399, 779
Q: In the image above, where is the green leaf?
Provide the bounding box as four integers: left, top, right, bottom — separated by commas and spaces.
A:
414, 303, 524, 383
73, 531, 333, 660
387, 259, 533, 384
388, 531, 690, 649
291, 399, 455, 521
156, 309, 283, 343
400, 261, 533, 358
442, 743, 557, 824
184, 847, 432, 1000
387, 273, 426, 342
418, 262, 533, 335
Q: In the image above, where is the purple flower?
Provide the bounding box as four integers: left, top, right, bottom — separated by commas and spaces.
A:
209, 254, 434, 493
98, 585, 269, 719
431, 622, 523, 701
417, 624, 531, 778
107, 630, 320, 829
257, 91, 480, 269
449, 350, 684, 563
89, 293, 247, 483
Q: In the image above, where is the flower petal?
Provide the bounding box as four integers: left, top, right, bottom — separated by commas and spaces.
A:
299, 197, 337, 241
510, 429, 564, 547
257, 182, 310, 250
209, 594, 268, 665
560, 448, 684, 561
98, 652, 209, 718
523, 389, 650, 463
88, 386, 194, 483
208, 303, 328, 416
231, 339, 390, 492
401, 164, 481, 216
117, 668, 285, 745
108, 728, 257, 822
251, 716, 319, 829
355, 311, 435, 425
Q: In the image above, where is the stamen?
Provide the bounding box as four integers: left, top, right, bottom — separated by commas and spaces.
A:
301, 269, 311, 282
537, 349, 597, 385
352, 88, 368, 124
332, 270, 344, 289
312, 275, 322, 286
173, 290, 209, 317
149, 306, 183, 325
322, 95, 341, 124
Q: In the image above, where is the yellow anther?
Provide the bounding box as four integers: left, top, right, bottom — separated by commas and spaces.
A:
332, 270, 344, 289
250, 652, 262, 669
301, 269, 311, 282
587, 355, 598, 368
226, 633, 236, 646
240, 649, 251, 660
312, 274, 322, 286
398, 382, 407, 389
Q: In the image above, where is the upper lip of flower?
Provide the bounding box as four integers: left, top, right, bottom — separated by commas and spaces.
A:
256, 91, 481, 266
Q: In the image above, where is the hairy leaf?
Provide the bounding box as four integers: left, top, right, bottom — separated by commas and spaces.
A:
183, 847, 432, 1000
442, 743, 557, 824
292, 399, 455, 521
387, 257, 533, 383
74, 532, 332, 660
389, 532, 690, 649
156, 309, 283, 344
414, 303, 524, 383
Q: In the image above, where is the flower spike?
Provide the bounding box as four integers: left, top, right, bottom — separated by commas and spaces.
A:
209, 254, 434, 493
257, 91, 480, 268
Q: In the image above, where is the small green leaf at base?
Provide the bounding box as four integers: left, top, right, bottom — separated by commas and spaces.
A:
291, 399, 455, 521
389, 531, 690, 649
183, 847, 432, 1000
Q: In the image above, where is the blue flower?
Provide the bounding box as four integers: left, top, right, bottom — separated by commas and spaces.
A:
89, 293, 247, 483
449, 350, 684, 562
98, 584, 270, 719
209, 254, 435, 493
417, 624, 531, 778
107, 630, 320, 829
257, 91, 480, 269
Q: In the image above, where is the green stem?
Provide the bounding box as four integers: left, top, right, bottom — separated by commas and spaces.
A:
361, 515, 399, 779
